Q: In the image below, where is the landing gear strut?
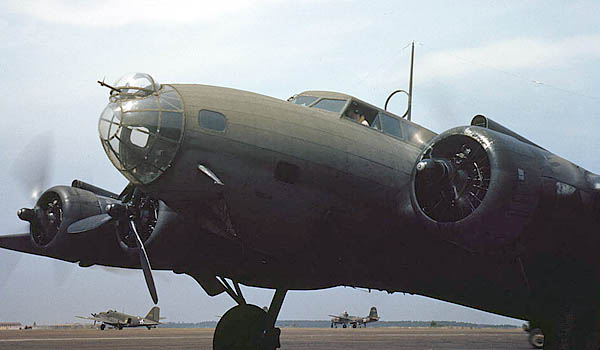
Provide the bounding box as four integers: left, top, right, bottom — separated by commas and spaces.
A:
213, 278, 287, 350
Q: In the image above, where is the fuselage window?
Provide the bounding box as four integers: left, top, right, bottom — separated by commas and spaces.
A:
291, 95, 318, 106
312, 99, 347, 113
198, 110, 227, 132
380, 112, 403, 139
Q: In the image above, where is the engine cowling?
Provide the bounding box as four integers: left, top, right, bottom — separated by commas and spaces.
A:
409, 117, 598, 254
19, 186, 119, 253
115, 197, 176, 254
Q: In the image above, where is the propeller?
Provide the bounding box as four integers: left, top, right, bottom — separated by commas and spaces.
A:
414, 139, 490, 222
67, 214, 112, 234
10, 133, 74, 284
67, 187, 159, 304
11, 133, 54, 204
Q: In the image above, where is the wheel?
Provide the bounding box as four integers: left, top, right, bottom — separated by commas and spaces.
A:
118, 325, 123, 330
528, 328, 544, 349
100, 324, 105, 330
330, 323, 333, 328
342, 324, 347, 328
352, 323, 357, 328
213, 304, 276, 350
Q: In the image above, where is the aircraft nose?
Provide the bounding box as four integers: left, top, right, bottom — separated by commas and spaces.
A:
98, 73, 186, 185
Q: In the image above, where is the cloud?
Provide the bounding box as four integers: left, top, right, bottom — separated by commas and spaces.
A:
419, 36, 600, 82
4, 0, 276, 26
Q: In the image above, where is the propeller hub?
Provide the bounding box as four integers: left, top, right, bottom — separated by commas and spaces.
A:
106, 203, 127, 218
17, 208, 35, 222
414, 134, 491, 223
416, 159, 451, 183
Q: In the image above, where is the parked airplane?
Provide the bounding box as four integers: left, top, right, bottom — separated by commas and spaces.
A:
330, 307, 379, 328
1, 64, 599, 349
77, 306, 161, 330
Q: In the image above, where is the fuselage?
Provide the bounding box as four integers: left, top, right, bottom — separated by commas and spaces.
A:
96, 310, 158, 328
96, 74, 535, 321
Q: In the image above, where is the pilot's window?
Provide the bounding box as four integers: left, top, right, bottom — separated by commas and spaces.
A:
343, 102, 377, 128
312, 99, 346, 113
291, 95, 318, 106
198, 110, 227, 132
380, 112, 403, 139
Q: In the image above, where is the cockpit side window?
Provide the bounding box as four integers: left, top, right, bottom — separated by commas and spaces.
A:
380, 112, 403, 139
342, 101, 378, 128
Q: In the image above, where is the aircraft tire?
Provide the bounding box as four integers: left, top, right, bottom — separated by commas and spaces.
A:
528, 328, 544, 349
342, 324, 347, 328
100, 324, 105, 330
213, 304, 272, 350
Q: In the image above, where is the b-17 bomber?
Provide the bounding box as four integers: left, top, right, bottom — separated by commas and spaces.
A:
1, 70, 599, 350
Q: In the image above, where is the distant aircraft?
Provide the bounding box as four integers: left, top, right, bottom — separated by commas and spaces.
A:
77, 306, 161, 330
329, 307, 379, 328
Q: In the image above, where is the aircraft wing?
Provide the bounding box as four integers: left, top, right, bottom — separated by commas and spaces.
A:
329, 315, 351, 322
0, 234, 79, 262
75, 316, 96, 320
76, 315, 114, 324
0, 230, 141, 268
142, 319, 160, 325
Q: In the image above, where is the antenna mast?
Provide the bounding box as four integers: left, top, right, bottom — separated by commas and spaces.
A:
407, 41, 414, 121
384, 41, 415, 121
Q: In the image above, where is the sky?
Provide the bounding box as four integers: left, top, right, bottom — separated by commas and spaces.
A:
1, 0, 599, 326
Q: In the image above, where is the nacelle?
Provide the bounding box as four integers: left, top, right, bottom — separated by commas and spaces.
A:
409, 117, 599, 254
19, 186, 119, 255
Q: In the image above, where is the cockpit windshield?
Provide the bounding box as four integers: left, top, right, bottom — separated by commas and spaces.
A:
289, 95, 347, 113
98, 73, 185, 185
290, 95, 317, 106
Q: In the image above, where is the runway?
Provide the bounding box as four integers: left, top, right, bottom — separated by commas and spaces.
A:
0, 327, 531, 350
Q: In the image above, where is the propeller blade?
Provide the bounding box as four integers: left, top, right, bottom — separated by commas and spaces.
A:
128, 220, 158, 304
11, 133, 54, 203
67, 214, 113, 234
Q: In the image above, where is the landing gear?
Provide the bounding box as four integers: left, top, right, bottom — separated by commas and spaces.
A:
342, 324, 347, 328
330, 322, 333, 328
352, 323, 357, 328
100, 324, 105, 330
528, 328, 544, 349
214, 305, 268, 349
213, 278, 287, 350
